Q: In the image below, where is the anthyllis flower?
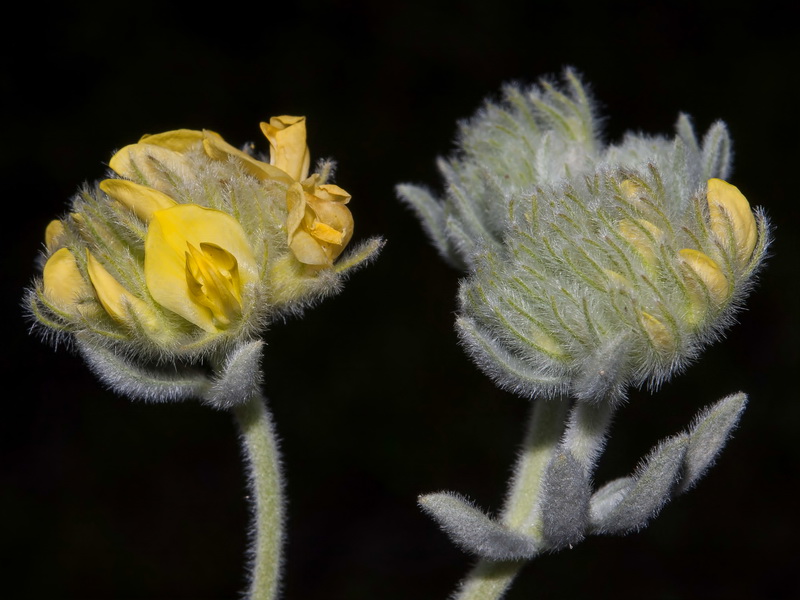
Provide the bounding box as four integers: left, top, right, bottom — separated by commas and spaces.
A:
28, 116, 382, 361
399, 71, 769, 402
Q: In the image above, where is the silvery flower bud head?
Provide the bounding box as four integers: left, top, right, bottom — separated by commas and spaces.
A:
28, 117, 382, 365
400, 71, 769, 402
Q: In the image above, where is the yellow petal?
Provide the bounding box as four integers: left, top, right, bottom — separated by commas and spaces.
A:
260, 116, 311, 181
315, 183, 352, 204
603, 268, 632, 290
640, 311, 675, 353
45, 220, 65, 252
285, 181, 355, 266
43, 248, 90, 311
285, 182, 307, 241
619, 179, 642, 201
308, 221, 345, 245
288, 229, 331, 266
201, 130, 294, 184
308, 198, 354, 252
100, 179, 177, 222
185, 242, 242, 327
138, 129, 205, 152
679, 249, 729, 306
86, 251, 154, 327
678, 248, 729, 326
109, 143, 196, 189
618, 218, 663, 263
145, 204, 257, 332
308, 185, 353, 249
707, 178, 757, 267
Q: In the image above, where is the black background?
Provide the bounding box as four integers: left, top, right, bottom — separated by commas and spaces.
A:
3, 1, 798, 598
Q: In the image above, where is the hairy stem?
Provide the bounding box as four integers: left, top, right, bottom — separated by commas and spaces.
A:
233, 393, 284, 600
502, 398, 571, 530
452, 560, 526, 600
453, 398, 570, 600
561, 400, 616, 475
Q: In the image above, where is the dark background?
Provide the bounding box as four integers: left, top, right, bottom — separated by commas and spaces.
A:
3, 1, 797, 598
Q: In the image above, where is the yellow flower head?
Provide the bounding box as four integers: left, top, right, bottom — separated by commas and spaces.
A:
29, 116, 381, 359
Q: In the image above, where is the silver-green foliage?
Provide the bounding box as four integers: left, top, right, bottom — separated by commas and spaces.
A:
403, 71, 767, 593
399, 70, 769, 403
398, 70, 600, 270
420, 393, 747, 560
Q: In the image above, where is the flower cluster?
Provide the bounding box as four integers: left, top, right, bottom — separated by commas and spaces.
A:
30, 116, 379, 360
400, 72, 769, 401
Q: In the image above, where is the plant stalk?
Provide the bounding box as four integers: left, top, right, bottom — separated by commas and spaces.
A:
234, 392, 284, 600
453, 398, 570, 600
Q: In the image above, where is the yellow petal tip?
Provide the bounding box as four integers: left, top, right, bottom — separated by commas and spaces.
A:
707, 178, 757, 267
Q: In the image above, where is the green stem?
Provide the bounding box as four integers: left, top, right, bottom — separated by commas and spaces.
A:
561, 400, 616, 475
452, 561, 526, 600
233, 392, 284, 600
453, 398, 570, 600
502, 398, 571, 530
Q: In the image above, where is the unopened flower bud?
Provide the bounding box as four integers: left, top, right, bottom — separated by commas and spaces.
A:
86, 250, 157, 329
640, 311, 676, 354
109, 139, 197, 191
401, 71, 769, 402
42, 248, 91, 313
44, 220, 66, 252
678, 249, 729, 325
617, 218, 664, 266
99, 179, 176, 221
706, 178, 757, 269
